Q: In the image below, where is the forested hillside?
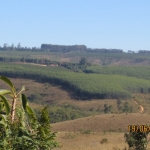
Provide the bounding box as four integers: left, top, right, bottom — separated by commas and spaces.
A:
1, 63, 150, 100
84, 66, 150, 80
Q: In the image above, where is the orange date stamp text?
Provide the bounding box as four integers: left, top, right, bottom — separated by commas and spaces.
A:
128, 125, 150, 132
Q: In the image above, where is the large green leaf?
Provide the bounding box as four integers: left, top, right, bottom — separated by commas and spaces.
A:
0, 76, 15, 94
0, 95, 10, 115
0, 89, 11, 95
26, 105, 37, 127
0, 114, 7, 127
21, 94, 27, 110
0, 76, 13, 88
26, 105, 36, 120
26, 105, 34, 115
0, 102, 4, 112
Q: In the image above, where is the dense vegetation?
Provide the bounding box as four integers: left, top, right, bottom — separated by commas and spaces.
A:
0, 76, 58, 149
1, 43, 123, 53
1, 63, 150, 100
84, 66, 150, 80
1, 43, 150, 55
47, 104, 89, 123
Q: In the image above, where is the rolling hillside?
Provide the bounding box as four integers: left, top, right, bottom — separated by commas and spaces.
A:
52, 113, 150, 150
52, 113, 150, 132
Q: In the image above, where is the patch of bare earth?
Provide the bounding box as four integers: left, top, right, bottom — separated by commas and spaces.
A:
110, 59, 131, 66
133, 99, 144, 113
110, 59, 150, 66
59, 57, 71, 62
92, 59, 102, 65
11, 62, 47, 66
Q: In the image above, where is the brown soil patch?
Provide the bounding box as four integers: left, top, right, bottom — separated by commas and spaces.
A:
110, 59, 131, 66
59, 57, 71, 62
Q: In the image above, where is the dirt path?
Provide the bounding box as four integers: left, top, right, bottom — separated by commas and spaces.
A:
133, 99, 144, 113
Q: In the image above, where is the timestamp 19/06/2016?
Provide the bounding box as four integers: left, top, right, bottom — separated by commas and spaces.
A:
128, 125, 150, 132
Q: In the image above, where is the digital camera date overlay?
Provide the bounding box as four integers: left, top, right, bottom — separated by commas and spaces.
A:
128, 125, 150, 132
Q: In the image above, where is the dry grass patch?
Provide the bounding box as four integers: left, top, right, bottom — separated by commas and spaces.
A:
133, 93, 150, 114
52, 113, 150, 132
52, 113, 150, 150
0, 77, 73, 104
54, 131, 128, 150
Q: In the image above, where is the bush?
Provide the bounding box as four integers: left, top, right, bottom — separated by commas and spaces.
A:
80, 129, 92, 134
100, 138, 108, 144
0, 76, 58, 149
124, 125, 149, 150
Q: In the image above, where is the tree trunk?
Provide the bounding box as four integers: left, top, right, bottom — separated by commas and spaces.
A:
11, 97, 17, 122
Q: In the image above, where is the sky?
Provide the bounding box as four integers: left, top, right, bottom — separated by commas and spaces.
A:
0, 0, 150, 52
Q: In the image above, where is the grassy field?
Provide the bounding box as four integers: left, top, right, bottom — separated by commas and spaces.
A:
55, 132, 128, 150
52, 113, 150, 150
52, 113, 150, 132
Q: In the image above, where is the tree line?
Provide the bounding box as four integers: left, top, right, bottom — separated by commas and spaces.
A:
1, 43, 150, 54
0, 43, 124, 53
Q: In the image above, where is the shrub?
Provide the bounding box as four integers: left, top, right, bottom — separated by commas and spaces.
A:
80, 129, 92, 134
100, 138, 108, 144
0, 76, 58, 149
124, 125, 149, 150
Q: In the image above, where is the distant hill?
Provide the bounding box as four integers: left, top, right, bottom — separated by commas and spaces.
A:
41, 44, 123, 53
52, 113, 150, 132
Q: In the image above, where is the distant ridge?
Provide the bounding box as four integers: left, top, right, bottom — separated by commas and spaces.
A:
41, 43, 123, 53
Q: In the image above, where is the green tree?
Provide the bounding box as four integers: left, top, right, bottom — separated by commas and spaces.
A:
79, 57, 87, 65
17, 43, 21, 49
123, 102, 130, 113
104, 104, 112, 113
0, 76, 58, 149
10, 43, 15, 50
124, 126, 149, 150
117, 99, 122, 107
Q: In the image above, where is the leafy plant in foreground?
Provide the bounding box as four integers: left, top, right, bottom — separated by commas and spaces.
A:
0, 76, 58, 149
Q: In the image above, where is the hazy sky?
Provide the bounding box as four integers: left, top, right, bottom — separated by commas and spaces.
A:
0, 0, 150, 51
